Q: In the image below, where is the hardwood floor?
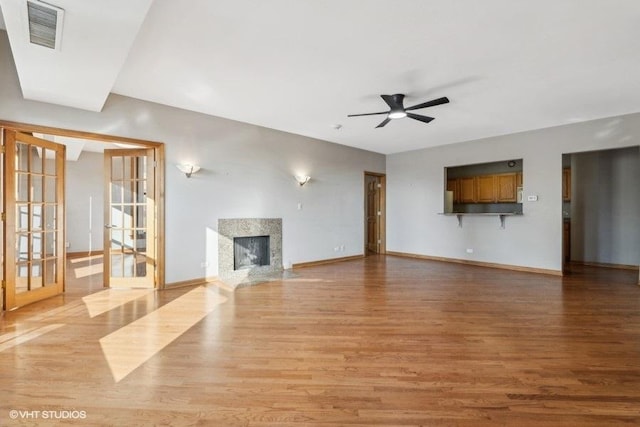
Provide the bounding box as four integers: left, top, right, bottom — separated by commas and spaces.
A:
1, 255, 639, 426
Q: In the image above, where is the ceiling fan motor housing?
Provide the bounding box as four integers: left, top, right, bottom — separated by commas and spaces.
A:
347, 93, 449, 128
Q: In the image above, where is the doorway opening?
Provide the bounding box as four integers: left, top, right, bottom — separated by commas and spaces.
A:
364, 172, 386, 255
1, 121, 165, 311
561, 147, 639, 281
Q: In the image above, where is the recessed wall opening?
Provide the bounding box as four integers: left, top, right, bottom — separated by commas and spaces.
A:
445, 159, 523, 214
561, 147, 640, 276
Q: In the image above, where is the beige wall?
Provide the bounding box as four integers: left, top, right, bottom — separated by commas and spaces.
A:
387, 114, 640, 273
0, 31, 386, 284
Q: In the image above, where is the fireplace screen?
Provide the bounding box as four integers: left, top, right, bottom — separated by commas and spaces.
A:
233, 236, 270, 270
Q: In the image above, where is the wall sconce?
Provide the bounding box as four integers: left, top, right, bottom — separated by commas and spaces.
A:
176, 163, 201, 178
294, 175, 311, 186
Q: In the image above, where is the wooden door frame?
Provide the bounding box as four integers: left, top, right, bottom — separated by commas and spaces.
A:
364, 171, 386, 255
0, 120, 166, 291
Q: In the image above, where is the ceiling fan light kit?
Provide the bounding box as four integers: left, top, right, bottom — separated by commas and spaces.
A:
348, 93, 449, 128
388, 111, 407, 119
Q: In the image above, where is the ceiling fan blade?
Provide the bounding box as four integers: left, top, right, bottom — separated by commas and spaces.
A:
381, 94, 405, 110
376, 117, 391, 128
405, 96, 450, 111
347, 111, 389, 117
407, 113, 435, 124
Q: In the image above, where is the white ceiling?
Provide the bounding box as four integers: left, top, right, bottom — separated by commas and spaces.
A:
0, 0, 153, 111
2, 0, 640, 154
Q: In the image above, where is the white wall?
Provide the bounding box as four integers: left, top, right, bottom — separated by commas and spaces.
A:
571, 146, 640, 265
0, 32, 385, 284
65, 151, 104, 253
387, 116, 640, 272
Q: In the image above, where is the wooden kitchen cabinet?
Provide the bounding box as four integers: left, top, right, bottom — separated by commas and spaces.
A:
446, 178, 459, 203
496, 173, 517, 202
448, 172, 523, 205
562, 168, 571, 201
459, 177, 476, 203
476, 175, 496, 203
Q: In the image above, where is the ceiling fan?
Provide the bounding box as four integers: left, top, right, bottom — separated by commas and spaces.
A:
348, 94, 449, 128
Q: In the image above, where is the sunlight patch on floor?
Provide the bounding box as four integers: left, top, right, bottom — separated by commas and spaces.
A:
73, 262, 104, 279
82, 289, 154, 318
0, 324, 65, 353
68, 254, 103, 278
99, 286, 227, 382
11, 300, 87, 323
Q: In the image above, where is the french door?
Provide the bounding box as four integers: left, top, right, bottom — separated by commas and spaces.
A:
104, 149, 156, 288
3, 130, 65, 310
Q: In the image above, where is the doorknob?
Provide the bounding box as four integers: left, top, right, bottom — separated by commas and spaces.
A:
104, 224, 114, 229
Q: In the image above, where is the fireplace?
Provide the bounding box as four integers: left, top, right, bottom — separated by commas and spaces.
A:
218, 218, 283, 286
234, 235, 270, 270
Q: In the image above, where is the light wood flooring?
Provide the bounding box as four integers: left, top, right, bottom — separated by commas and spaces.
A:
1, 255, 639, 426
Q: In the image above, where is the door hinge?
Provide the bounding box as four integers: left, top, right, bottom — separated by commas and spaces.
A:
1, 280, 5, 289
377, 211, 382, 216
1, 145, 5, 153
1, 212, 5, 221
153, 161, 157, 168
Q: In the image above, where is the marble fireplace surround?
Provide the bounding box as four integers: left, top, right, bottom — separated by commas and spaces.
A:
218, 218, 283, 287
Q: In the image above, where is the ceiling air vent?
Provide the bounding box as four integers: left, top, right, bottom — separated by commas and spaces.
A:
26, 0, 64, 50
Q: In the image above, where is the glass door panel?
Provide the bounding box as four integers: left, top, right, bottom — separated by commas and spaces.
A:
16, 173, 29, 201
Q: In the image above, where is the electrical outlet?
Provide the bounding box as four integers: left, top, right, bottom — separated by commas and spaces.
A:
466, 248, 474, 254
